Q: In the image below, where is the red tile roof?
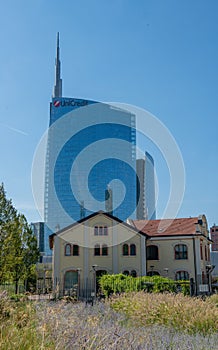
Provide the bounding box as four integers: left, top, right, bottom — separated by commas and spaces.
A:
131, 217, 199, 237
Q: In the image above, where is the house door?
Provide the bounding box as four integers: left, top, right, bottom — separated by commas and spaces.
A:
64, 270, 78, 290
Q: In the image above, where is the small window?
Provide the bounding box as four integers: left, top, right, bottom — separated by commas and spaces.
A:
123, 270, 129, 276
130, 244, 136, 256
94, 244, 100, 256
205, 245, 207, 261
175, 271, 189, 281
94, 225, 108, 236
73, 244, 79, 256
65, 244, 71, 256
175, 244, 188, 260
147, 271, 160, 277
131, 270, 137, 277
200, 241, 203, 260
147, 245, 159, 260
123, 244, 129, 256
102, 244, 108, 256
94, 226, 98, 235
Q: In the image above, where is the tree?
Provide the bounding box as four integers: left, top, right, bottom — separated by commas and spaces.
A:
0, 183, 39, 293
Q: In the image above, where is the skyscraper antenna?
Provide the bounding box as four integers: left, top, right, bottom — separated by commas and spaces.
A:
53, 32, 62, 98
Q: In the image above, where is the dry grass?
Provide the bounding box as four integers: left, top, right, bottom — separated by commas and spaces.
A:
35, 299, 218, 349
0, 291, 218, 349
0, 291, 53, 350
110, 291, 218, 335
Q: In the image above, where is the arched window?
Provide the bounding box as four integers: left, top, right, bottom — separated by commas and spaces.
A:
207, 246, 210, 261
131, 270, 137, 277
200, 241, 203, 260
204, 245, 207, 261
123, 244, 129, 256
147, 271, 160, 277
175, 244, 188, 259
147, 245, 159, 260
73, 244, 79, 256
65, 244, 71, 256
175, 271, 189, 281
64, 270, 78, 290
94, 244, 100, 256
102, 244, 108, 256
123, 270, 129, 276
130, 244, 136, 256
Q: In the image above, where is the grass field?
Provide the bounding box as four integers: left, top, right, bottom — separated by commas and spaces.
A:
0, 291, 217, 349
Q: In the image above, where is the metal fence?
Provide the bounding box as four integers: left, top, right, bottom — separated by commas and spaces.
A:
0, 283, 25, 294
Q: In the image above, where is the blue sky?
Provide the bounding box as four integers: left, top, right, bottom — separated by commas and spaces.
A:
0, 0, 217, 228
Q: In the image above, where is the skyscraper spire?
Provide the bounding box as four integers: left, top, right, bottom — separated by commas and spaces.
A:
53, 32, 62, 98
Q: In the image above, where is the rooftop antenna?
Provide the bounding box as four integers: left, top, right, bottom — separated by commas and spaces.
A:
53, 32, 62, 98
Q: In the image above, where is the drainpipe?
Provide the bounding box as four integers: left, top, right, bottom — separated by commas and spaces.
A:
192, 237, 197, 296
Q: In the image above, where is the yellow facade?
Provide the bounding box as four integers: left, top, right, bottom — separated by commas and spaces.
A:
52, 212, 146, 295
51, 212, 211, 296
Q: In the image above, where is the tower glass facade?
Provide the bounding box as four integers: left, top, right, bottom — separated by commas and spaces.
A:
136, 153, 156, 220
44, 98, 137, 254
31, 222, 45, 262
43, 34, 156, 255
144, 152, 156, 220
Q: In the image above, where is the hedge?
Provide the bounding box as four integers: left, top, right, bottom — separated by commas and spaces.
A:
99, 274, 190, 297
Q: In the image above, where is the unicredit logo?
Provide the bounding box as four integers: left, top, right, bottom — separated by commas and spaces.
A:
53, 99, 88, 108
53, 100, 61, 107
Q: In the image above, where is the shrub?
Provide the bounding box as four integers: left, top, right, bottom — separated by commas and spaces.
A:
151, 276, 176, 293
175, 281, 190, 296
10, 294, 29, 302
99, 274, 184, 296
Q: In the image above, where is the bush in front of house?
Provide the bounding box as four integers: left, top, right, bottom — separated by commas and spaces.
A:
99, 274, 189, 297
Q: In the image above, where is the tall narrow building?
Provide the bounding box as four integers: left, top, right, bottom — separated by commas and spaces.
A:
210, 224, 218, 251
136, 153, 156, 220
210, 224, 218, 279
30, 222, 45, 262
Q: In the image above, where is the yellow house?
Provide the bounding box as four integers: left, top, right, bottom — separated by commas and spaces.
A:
50, 212, 211, 297
49, 211, 147, 297
131, 214, 212, 291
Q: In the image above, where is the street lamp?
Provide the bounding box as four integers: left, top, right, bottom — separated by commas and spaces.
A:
43, 265, 47, 294
76, 268, 81, 299
92, 265, 98, 302
163, 268, 169, 277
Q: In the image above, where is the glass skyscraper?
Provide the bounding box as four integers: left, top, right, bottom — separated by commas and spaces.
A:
30, 222, 45, 262
136, 153, 156, 220
44, 33, 155, 255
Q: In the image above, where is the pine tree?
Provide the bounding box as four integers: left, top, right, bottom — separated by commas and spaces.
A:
0, 183, 39, 293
